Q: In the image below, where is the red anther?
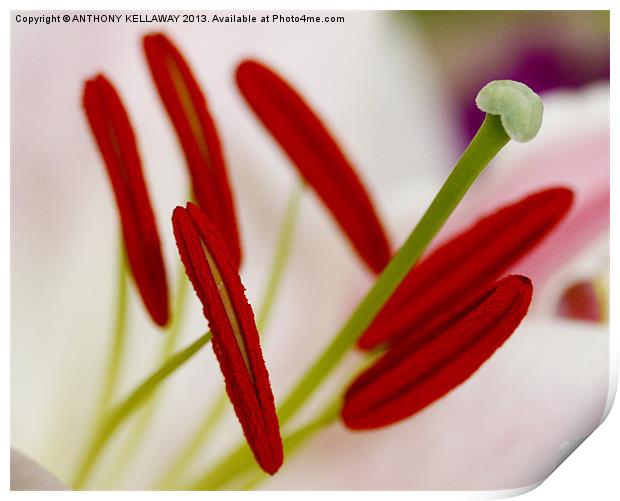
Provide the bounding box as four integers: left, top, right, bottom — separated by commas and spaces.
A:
342, 275, 533, 430
236, 59, 391, 274
83, 74, 169, 327
172, 203, 283, 474
144, 33, 241, 268
358, 187, 572, 350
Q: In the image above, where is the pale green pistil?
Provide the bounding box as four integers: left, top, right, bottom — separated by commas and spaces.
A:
476, 80, 543, 142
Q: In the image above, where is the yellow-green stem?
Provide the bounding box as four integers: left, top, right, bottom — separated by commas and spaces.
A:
99, 267, 190, 486
98, 240, 130, 415
71, 330, 212, 489
256, 184, 304, 329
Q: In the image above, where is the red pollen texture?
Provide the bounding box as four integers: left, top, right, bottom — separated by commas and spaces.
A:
144, 33, 242, 268
82, 74, 169, 327
342, 275, 533, 430
358, 187, 573, 350
236, 59, 391, 274
172, 203, 283, 475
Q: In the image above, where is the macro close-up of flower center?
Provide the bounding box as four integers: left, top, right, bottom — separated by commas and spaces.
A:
10, 10, 610, 492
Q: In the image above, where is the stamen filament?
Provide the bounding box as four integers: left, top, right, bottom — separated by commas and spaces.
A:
98, 264, 190, 486
256, 184, 304, 330
75, 239, 130, 487
97, 238, 130, 415
71, 331, 212, 489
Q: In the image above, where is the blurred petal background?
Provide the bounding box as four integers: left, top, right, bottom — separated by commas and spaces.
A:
11, 10, 609, 490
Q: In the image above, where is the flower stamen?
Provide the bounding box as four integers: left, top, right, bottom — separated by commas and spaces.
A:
343, 275, 533, 430
358, 187, 573, 350
144, 33, 242, 267
82, 74, 169, 327
236, 59, 391, 274
172, 203, 283, 474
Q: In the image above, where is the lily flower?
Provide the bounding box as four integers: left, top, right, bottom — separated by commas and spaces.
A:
11, 13, 608, 491
171, 203, 283, 474
82, 74, 169, 326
